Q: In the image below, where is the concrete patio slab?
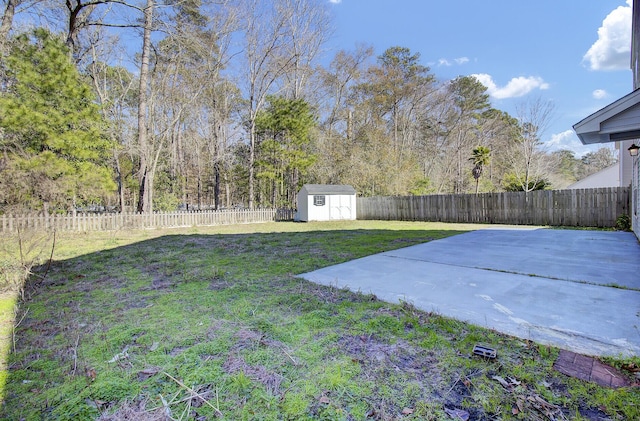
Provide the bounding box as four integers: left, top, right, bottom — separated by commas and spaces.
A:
300, 228, 640, 357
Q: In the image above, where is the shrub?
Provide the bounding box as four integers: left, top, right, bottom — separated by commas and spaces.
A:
615, 213, 631, 231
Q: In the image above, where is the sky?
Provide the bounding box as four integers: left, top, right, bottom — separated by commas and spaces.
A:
324, 0, 634, 158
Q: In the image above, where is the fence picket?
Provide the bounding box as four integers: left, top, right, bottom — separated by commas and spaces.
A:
0, 208, 296, 234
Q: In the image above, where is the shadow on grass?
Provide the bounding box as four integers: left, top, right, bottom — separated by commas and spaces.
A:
1, 229, 462, 419
1, 228, 637, 420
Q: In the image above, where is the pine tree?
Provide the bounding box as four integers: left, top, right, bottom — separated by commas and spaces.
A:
0, 29, 116, 213
255, 96, 317, 207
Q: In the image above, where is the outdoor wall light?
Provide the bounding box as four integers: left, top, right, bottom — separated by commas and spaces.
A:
629, 143, 640, 157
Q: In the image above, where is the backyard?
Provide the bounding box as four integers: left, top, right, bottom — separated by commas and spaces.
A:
0, 221, 638, 420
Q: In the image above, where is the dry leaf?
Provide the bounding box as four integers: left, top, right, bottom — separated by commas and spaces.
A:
492, 375, 510, 388
137, 367, 161, 381
401, 407, 414, 414
319, 395, 330, 404
444, 407, 469, 420
492, 375, 520, 390
107, 346, 129, 363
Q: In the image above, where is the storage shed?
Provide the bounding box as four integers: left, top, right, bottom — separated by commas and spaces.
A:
296, 184, 356, 222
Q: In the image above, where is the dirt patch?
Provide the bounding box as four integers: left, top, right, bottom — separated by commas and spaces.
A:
113, 292, 149, 310
98, 398, 169, 421
169, 346, 189, 357
208, 278, 230, 291
339, 334, 440, 378
140, 263, 176, 291
335, 334, 484, 418
222, 354, 284, 394
234, 328, 263, 343
300, 282, 377, 305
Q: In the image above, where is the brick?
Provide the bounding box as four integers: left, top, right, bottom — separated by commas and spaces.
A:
553, 350, 631, 388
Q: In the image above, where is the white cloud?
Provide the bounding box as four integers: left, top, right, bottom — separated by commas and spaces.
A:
437, 57, 469, 67
547, 131, 587, 156
547, 130, 612, 157
592, 89, 607, 99
548, 130, 578, 149
471, 73, 550, 99
329, 0, 341, 3
583, 0, 632, 71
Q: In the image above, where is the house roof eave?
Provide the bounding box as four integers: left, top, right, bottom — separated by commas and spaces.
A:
573, 88, 640, 144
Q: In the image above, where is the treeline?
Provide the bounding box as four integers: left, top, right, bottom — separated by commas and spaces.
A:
0, 0, 615, 213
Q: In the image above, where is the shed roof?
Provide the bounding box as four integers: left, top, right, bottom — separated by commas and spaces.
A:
573, 88, 640, 144
300, 184, 356, 195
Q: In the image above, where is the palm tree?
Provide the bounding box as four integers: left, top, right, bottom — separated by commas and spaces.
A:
470, 146, 491, 194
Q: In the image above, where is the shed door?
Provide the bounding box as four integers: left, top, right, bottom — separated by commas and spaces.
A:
330, 195, 352, 220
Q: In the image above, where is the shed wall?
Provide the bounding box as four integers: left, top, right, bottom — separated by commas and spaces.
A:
298, 193, 356, 221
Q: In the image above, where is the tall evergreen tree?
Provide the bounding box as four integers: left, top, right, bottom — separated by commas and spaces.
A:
255, 95, 317, 207
0, 29, 115, 213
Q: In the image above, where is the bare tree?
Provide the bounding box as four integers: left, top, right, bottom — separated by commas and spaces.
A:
276, 0, 331, 99
503, 97, 557, 192
240, 0, 293, 208
312, 46, 373, 184
423, 76, 491, 194
86, 28, 137, 212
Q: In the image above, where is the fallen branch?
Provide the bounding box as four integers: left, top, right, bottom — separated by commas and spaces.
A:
71, 333, 80, 375
282, 348, 298, 366
12, 306, 29, 353
162, 371, 223, 417
39, 229, 56, 284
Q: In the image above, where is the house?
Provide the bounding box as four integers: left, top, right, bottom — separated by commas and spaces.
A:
566, 163, 619, 189
573, 0, 640, 239
296, 184, 356, 222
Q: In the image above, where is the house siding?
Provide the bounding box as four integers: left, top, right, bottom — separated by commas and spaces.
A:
634, 157, 640, 238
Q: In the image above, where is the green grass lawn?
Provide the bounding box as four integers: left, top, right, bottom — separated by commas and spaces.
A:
0, 221, 638, 420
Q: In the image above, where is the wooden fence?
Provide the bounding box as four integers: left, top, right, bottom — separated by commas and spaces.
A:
357, 187, 630, 227
0, 208, 296, 234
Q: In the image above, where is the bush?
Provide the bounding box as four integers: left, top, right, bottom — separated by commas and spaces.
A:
615, 213, 631, 231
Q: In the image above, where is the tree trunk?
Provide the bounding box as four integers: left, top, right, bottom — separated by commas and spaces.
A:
225, 181, 230, 208
115, 154, 125, 212
248, 117, 256, 209
137, 172, 146, 213
136, 0, 153, 213
0, 0, 17, 45
213, 161, 220, 210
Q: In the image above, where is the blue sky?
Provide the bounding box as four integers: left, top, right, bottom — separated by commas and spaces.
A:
325, 0, 634, 158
